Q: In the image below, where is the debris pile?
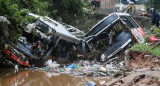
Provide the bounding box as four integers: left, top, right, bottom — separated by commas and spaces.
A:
36, 59, 126, 78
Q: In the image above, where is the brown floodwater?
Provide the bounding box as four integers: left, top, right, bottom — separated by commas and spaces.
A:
0, 68, 108, 86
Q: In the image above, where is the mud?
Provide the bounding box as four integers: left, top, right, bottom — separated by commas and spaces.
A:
104, 51, 160, 86
130, 51, 160, 69
1, 52, 160, 86
0, 68, 108, 86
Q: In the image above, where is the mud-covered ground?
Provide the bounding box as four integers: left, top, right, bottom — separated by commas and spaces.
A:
104, 51, 160, 86
0, 51, 160, 86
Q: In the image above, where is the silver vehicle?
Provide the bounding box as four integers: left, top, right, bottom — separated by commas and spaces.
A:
15, 13, 85, 63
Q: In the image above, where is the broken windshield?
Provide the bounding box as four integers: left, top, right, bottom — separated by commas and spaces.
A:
35, 20, 49, 33
120, 16, 139, 28
85, 14, 118, 37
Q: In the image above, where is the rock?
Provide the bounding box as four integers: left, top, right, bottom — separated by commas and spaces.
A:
133, 74, 145, 83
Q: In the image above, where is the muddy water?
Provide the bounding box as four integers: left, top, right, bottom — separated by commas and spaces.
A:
0, 68, 107, 86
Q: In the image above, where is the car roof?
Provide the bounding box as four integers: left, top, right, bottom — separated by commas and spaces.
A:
85, 12, 131, 37
28, 13, 81, 44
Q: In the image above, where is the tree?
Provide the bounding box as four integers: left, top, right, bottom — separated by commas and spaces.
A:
47, 0, 84, 23
145, 0, 160, 11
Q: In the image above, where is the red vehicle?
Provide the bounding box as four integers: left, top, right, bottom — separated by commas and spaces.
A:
5, 49, 29, 66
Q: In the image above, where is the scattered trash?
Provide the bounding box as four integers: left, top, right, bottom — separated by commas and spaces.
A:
149, 36, 160, 42
60, 69, 64, 72
14, 64, 18, 73
99, 80, 106, 85
39, 59, 123, 78
45, 60, 60, 70
101, 54, 105, 61
85, 81, 96, 86
67, 64, 75, 69
44, 59, 53, 66
99, 67, 107, 72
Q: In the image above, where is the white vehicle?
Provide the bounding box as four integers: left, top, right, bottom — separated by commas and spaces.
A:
16, 12, 85, 63
28, 13, 84, 45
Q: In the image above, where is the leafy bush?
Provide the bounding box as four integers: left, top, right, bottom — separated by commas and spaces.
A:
47, 0, 85, 23
145, 0, 160, 11
147, 25, 160, 38
131, 25, 160, 57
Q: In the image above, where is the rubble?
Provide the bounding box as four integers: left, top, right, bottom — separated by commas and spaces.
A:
29, 50, 160, 86
36, 59, 125, 78
85, 81, 96, 86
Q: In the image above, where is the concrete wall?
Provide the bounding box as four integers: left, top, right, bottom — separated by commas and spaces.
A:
100, 0, 116, 14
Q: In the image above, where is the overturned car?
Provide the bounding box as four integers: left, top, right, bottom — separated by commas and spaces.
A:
5, 12, 85, 67
82, 12, 145, 61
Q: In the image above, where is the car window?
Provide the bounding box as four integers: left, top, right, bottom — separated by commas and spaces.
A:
86, 14, 118, 37
121, 16, 139, 28
35, 20, 49, 33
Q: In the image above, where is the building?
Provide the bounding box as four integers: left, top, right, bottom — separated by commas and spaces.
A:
100, 0, 116, 14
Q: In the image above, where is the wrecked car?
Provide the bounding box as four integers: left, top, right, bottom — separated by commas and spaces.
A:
5, 12, 85, 66
82, 12, 146, 61
4, 12, 146, 67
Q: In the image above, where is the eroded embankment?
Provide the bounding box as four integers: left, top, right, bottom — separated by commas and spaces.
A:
104, 51, 160, 86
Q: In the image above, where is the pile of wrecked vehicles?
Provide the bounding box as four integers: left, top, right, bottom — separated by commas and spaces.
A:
4, 12, 145, 67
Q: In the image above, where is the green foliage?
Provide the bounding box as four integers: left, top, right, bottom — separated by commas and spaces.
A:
0, 0, 23, 42
0, 0, 38, 43
47, 0, 85, 23
131, 43, 160, 56
0, 0, 87, 45
144, 34, 153, 43
131, 25, 160, 57
147, 25, 160, 38
145, 0, 160, 11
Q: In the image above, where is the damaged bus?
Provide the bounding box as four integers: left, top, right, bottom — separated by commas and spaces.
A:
82, 12, 145, 61
5, 12, 85, 67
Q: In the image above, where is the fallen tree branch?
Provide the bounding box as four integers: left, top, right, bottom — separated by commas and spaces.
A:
151, 41, 160, 49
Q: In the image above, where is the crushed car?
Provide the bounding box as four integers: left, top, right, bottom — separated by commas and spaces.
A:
82, 12, 146, 61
